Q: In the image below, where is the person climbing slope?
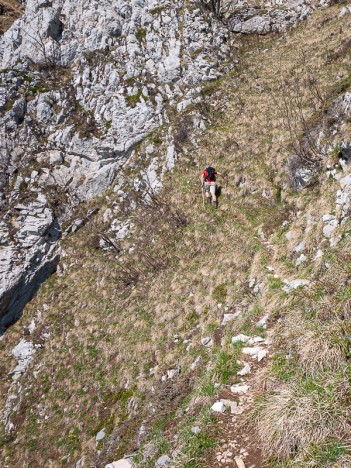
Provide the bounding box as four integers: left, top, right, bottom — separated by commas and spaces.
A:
201, 164, 226, 209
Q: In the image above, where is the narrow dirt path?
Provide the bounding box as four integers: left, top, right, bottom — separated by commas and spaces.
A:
206, 333, 273, 468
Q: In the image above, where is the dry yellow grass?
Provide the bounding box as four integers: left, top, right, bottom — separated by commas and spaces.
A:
0, 0, 23, 34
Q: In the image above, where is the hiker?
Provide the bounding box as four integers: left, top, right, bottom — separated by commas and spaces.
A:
201, 165, 226, 209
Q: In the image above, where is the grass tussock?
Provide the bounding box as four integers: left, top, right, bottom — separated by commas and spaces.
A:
254, 371, 350, 462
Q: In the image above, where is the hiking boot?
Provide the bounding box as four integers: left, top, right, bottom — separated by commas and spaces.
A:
207, 197, 212, 204
213, 201, 218, 209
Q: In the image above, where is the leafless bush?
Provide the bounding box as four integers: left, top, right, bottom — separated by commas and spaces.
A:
199, 0, 221, 16
198, 0, 231, 18
174, 117, 192, 151
74, 173, 189, 289
114, 176, 188, 287
21, 23, 63, 71
274, 52, 327, 188
133, 172, 189, 228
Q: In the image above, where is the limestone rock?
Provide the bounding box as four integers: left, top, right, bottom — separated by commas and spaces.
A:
155, 455, 172, 467
220, 399, 239, 414
201, 337, 213, 347
234, 457, 246, 468
282, 279, 310, 293
227, 0, 314, 36
10, 339, 37, 381
96, 428, 106, 443
222, 312, 240, 325
105, 460, 133, 468
237, 363, 251, 376
230, 384, 249, 394
212, 401, 227, 413
256, 315, 269, 328
257, 349, 269, 362
232, 334, 250, 344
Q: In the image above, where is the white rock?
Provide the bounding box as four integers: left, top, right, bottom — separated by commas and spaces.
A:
247, 336, 265, 345
256, 315, 269, 328
248, 279, 256, 288
230, 384, 249, 394
28, 320, 36, 334
167, 369, 177, 379
96, 428, 106, 443
201, 337, 213, 347
232, 334, 250, 344
322, 214, 336, 222
11, 340, 37, 380
211, 401, 227, 413
220, 399, 238, 414
105, 460, 133, 468
49, 150, 63, 165
314, 249, 323, 260
295, 254, 307, 266
156, 455, 172, 467
242, 346, 262, 356
323, 221, 338, 238
340, 173, 351, 189
222, 313, 240, 326
339, 6, 348, 17
282, 279, 310, 292
237, 363, 251, 376
294, 242, 305, 253
257, 349, 269, 362
234, 457, 246, 468
191, 356, 201, 370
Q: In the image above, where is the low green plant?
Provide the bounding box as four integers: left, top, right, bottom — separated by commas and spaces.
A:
149, 7, 165, 15
272, 353, 298, 381
268, 276, 284, 290
213, 349, 240, 384
305, 440, 348, 464
212, 282, 227, 303
126, 90, 143, 107
135, 27, 147, 41
152, 136, 163, 145
2, 100, 14, 112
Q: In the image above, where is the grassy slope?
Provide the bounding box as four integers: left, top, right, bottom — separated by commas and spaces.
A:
0, 0, 24, 35
1, 5, 351, 467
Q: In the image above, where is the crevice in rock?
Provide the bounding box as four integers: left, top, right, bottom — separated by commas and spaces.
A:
0, 219, 61, 335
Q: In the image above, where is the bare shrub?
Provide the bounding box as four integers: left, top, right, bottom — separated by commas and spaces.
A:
198, 0, 222, 16
174, 116, 192, 152
21, 27, 59, 71
77, 173, 189, 289
198, 0, 232, 18
273, 52, 327, 188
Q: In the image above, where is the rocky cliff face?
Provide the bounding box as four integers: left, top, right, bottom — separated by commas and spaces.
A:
0, 0, 234, 329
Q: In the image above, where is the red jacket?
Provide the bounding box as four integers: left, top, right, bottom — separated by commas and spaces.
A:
203, 169, 217, 182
